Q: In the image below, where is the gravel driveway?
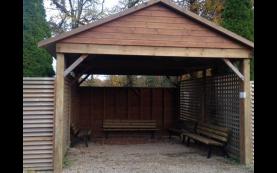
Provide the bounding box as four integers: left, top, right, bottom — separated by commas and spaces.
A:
62, 139, 253, 173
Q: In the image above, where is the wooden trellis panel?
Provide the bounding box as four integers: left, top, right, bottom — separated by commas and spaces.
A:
23, 77, 55, 172
179, 74, 241, 158
250, 81, 254, 164
179, 78, 203, 121
205, 74, 240, 158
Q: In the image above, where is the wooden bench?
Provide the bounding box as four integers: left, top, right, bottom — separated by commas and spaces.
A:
181, 123, 230, 158
103, 120, 159, 138
70, 124, 92, 147
168, 120, 197, 140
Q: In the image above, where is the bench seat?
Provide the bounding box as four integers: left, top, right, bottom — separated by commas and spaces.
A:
181, 122, 230, 158
103, 119, 159, 138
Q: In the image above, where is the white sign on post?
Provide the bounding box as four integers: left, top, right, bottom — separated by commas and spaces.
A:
240, 92, 246, 98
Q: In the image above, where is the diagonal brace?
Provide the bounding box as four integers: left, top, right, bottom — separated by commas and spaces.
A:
64, 54, 88, 77
222, 59, 244, 81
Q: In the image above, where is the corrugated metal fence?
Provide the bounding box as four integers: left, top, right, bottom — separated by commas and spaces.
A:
23, 77, 54, 172
250, 81, 254, 164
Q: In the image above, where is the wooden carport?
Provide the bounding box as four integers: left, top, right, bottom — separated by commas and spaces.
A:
38, 0, 254, 172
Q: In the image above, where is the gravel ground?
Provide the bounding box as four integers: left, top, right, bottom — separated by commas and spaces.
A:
63, 138, 254, 173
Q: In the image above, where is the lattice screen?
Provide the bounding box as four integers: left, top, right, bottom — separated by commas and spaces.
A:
180, 78, 203, 121
205, 74, 240, 158
179, 74, 241, 158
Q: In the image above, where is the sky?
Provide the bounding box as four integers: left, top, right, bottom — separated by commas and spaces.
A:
45, 0, 120, 80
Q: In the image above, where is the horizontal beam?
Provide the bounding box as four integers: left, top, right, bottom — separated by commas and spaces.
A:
57, 43, 252, 58
64, 54, 88, 77
223, 59, 244, 81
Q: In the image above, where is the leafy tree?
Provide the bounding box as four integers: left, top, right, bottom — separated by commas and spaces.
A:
173, 0, 224, 24
221, 0, 254, 80
23, 0, 54, 77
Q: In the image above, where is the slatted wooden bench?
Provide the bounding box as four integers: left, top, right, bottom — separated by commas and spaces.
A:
70, 124, 92, 147
103, 120, 159, 138
181, 123, 230, 158
168, 120, 197, 141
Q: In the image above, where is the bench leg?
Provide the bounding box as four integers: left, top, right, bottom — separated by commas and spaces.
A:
187, 137, 190, 147
105, 132, 108, 139
84, 136, 88, 147
182, 135, 186, 144
207, 145, 212, 158
222, 146, 230, 158
151, 132, 154, 139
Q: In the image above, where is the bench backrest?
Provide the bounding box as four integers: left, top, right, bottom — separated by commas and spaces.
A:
103, 120, 157, 129
196, 123, 230, 143
70, 123, 80, 136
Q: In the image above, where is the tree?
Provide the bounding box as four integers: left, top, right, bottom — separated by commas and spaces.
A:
221, 0, 254, 80
47, 0, 107, 35
173, 0, 224, 24
23, 0, 55, 77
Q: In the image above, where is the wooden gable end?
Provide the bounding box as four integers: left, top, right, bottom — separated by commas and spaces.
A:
60, 4, 246, 49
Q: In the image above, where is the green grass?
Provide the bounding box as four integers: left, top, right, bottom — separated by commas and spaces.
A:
63, 154, 73, 168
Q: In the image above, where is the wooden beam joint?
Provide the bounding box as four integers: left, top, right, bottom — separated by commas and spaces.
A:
223, 59, 245, 81
64, 54, 88, 77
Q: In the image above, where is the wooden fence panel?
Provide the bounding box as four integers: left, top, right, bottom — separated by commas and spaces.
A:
250, 81, 254, 164
23, 77, 54, 172
74, 87, 177, 137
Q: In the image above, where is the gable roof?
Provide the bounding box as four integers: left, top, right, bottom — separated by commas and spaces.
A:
38, 0, 254, 50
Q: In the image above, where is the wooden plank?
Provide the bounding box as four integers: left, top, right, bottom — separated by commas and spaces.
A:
23, 98, 54, 102
23, 89, 54, 93
62, 37, 242, 49
23, 77, 55, 80
23, 85, 54, 89
240, 59, 252, 165
23, 94, 54, 98
23, 107, 54, 111
54, 53, 64, 173
23, 80, 54, 85
24, 154, 53, 159
64, 54, 88, 77
223, 59, 244, 81
23, 136, 53, 141
23, 141, 53, 146
57, 43, 251, 58
24, 146, 53, 150
23, 124, 53, 128
23, 111, 54, 115
23, 102, 54, 106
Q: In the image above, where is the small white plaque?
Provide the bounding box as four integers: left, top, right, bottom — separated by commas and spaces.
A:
240, 92, 246, 98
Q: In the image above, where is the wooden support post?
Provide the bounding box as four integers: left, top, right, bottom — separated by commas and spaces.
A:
127, 90, 129, 119
239, 59, 252, 165
103, 88, 106, 119
201, 70, 206, 122
223, 59, 245, 81
64, 54, 88, 77
54, 53, 65, 173
139, 90, 142, 120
